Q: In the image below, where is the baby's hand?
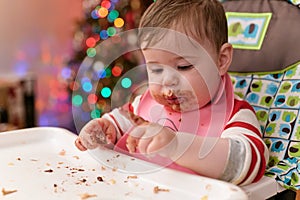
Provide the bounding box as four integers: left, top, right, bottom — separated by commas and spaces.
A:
126, 123, 177, 157
75, 118, 117, 151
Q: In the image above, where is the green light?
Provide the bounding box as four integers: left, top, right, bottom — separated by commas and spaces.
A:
107, 27, 116, 36
91, 109, 101, 119
72, 95, 83, 107
109, 10, 119, 20
121, 77, 132, 88
101, 87, 111, 98
105, 68, 112, 78
87, 48, 97, 57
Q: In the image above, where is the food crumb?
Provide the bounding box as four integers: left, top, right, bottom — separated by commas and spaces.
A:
2, 188, 17, 196
97, 176, 104, 182
112, 167, 117, 172
59, 149, 66, 156
127, 175, 138, 179
44, 169, 54, 173
8, 162, 14, 166
80, 193, 97, 200
153, 186, 170, 194
109, 179, 116, 185
16, 157, 21, 161
73, 155, 80, 159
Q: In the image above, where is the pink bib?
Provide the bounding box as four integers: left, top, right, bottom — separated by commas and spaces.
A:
114, 74, 234, 174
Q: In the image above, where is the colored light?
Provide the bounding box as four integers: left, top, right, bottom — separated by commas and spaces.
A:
98, 7, 108, 18
81, 77, 90, 85
87, 48, 97, 57
61, 67, 72, 79
101, 0, 111, 9
93, 61, 105, 71
82, 81, 93, 92
114, 18, 124, 28
72, 95, 83, 107
121, 77, 132, 88
97, 69, 106, 78
105, 68, 112, 78
100, 30, 109, 40
101, 87, 111, 98
107, 27, 116, 36
91, 109, 101, 119
112, 66, 122, 77
91, 10, 99, 19
87, 94, 98, 104
108, 10, 119, 21
86, 37, 96, 47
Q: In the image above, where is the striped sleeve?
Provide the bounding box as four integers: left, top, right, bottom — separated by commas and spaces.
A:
221, 98, 269, 186
101, 95, 142, 140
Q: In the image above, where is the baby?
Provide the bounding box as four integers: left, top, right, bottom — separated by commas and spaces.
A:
75, 0, 268, 186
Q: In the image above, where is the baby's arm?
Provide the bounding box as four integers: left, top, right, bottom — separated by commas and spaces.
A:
75, 99, 145, 151
126, 125, 230, 178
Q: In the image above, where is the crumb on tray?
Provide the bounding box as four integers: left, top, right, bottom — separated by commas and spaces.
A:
59, 149, 66, 156
153, 186, 170, 194
80, 193, 97, 200
44, 169, 54, 173
2, 188, 17, 196
127, 175, 138, 179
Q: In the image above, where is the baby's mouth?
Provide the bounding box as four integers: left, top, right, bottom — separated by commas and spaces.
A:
165, 95, 183, 105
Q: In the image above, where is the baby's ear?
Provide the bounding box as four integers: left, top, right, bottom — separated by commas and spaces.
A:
218, 43, 233, 76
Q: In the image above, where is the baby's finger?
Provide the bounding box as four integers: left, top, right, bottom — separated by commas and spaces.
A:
126, 135, 138, 153
137, 137, 153, 155
75, 138, 88, 151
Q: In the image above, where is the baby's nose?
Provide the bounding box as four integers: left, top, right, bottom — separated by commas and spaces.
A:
162, 72, 179, 87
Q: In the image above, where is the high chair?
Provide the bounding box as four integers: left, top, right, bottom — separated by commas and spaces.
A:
222, 0, 300, 199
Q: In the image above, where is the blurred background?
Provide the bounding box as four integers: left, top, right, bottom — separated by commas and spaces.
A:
0, 0, 152, 133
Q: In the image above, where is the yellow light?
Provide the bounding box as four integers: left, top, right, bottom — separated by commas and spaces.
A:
98, 7, 108, 18
114, 18, 124, 28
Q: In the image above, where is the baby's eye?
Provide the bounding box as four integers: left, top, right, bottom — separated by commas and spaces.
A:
151, 68, 163, 74
177, 65, 193, 71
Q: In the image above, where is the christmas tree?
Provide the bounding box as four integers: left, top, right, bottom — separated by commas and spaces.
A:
66, 0, 153, 133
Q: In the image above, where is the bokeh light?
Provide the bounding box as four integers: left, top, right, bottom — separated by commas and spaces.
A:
112, 65, 122, 77
114, 18, 124, 28
82, 81, 93, 92
101, 0, 111, 9
87, 93, 98, 104
87, 48, 97, 57
100, 30, 109, 40
86, 37, 96, 47
98, 7, 109, 18
72, 95, 83, 107
121, 77, 132, 88
101, 87, 112, 98
91, 109, 101, 119
107, 27, 117, 36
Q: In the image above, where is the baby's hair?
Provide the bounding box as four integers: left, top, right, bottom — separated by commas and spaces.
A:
138, 0, 228, 53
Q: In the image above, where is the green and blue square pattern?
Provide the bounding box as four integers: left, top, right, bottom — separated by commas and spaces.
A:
230, 61, 300, 190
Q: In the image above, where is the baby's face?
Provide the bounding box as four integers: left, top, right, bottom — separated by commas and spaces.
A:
143, 48, 221, 112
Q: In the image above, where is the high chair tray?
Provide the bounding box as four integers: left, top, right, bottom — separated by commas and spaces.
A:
0, 127, 247, 200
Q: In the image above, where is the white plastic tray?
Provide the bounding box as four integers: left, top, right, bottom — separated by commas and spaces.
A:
0, 127, 248, 200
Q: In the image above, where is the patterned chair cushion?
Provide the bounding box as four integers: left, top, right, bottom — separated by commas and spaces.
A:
230, 61, 300, 190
